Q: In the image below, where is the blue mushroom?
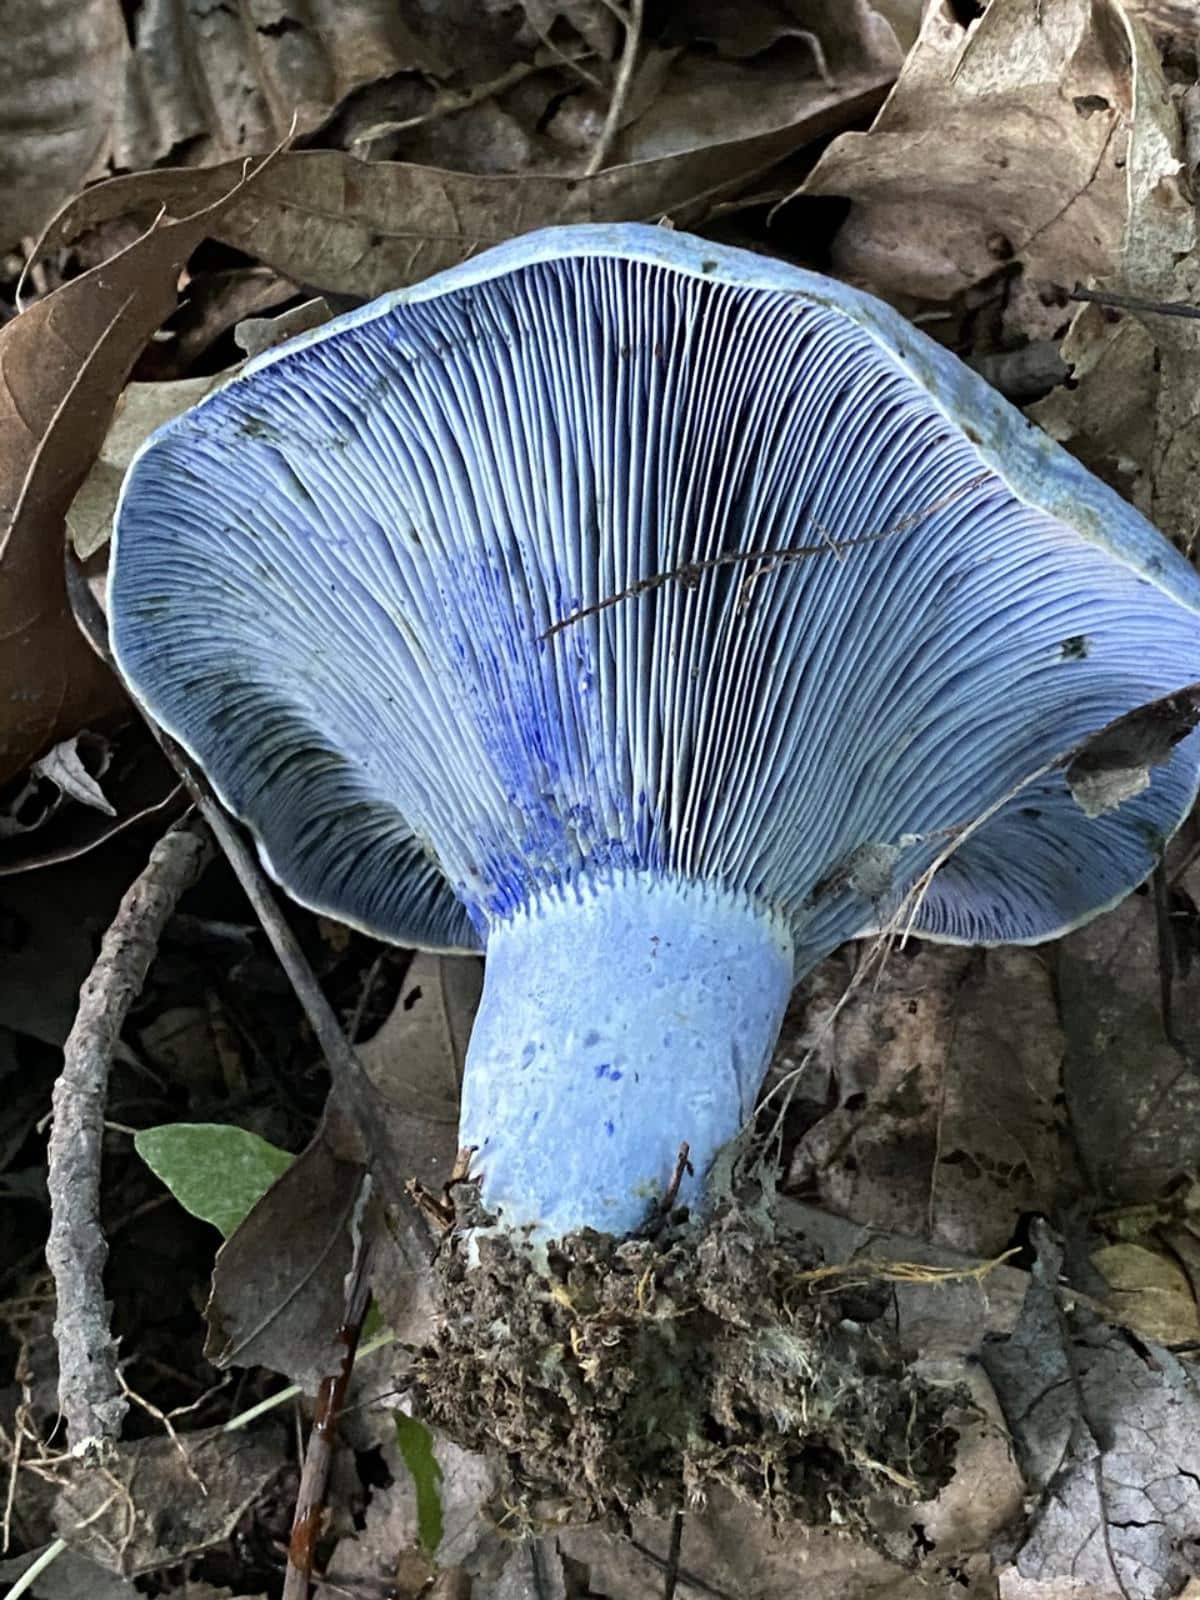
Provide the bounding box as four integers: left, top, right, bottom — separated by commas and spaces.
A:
110, 223, 1200, 1241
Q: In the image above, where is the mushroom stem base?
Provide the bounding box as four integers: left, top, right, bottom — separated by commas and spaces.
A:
459, 873, 793, 1239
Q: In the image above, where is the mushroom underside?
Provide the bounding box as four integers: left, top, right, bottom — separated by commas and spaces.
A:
110, 230, 1200, 1239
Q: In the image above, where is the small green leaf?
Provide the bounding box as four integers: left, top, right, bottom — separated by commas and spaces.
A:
134, 1122, 293, 1237
394, 1411, 443, 1556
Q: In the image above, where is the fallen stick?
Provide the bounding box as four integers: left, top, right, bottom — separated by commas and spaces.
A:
282, 1211, 374, 1600
45, 816, 212, 1454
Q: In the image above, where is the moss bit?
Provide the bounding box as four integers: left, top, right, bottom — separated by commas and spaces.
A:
406, 1199, 963, 1538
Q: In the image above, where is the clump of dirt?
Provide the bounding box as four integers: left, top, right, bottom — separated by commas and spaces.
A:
406, 1197, 963, 1538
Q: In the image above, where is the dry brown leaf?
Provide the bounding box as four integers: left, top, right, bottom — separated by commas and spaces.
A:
1057, 868, 1200, 1204
1031, 9, 1199, 546
358, 952, 481, 1121
115, 0, 446, 172
802, 0, 1138, 342
545, 1, 903, 168
785, 943, 1064, 1255
66, 375, 224, 561
53, 1424, 287, 1575
355, 956, 481, 1343
0, 0, 127, 250
0, 162, 269, 785
36, 93, 888, 301
1091, 1241, 1200, 1345
204, 962, 478, 1389
204, 1123, 366, 1391
685, 0, 918, 62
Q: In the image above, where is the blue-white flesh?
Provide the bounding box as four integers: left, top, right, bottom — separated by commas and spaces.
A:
109, 223, 1200, 1237
460, 873, 793, 1238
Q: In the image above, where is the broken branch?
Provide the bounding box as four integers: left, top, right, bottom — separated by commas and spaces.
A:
46, 816, 212, 1454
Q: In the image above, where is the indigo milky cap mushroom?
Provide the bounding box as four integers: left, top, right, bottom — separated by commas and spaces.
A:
111, 224, 1200, 1240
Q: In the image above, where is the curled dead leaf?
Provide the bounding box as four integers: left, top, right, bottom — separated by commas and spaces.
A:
1064, 682, 1200, 818
0, 0, 126, 250
803, 0, 1138, 344
35, 92, 889, 302
0, 156, 275, 785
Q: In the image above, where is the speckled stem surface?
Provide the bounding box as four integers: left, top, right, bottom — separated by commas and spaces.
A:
459, 873, 794, 1239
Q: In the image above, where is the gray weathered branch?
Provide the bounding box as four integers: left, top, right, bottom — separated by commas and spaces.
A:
46, 817, 211, 1454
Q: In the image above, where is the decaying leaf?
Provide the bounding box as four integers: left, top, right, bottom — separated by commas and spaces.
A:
0, 158, 273, 785
203, 1120, 366, 1392
0, 723, 179, 876
556, 1, 902, 169
115, 0, 445, 173
0, 0, 127, 250
0, 731, 112, 842
66, 375, 224, 561
785, 942, 1064, 1255
358, 952, 481, 1120
1065, 682, 1200, 817
37, 96, 887, 302
234, 296, 333, 360
29, 731, 115, 817
1057, 868, 1200, 1203
1031, 6, 1200, 546
331, 1418, 497, 1590
803, 0, 1140, 343
983, 1232, 1200, 1600
1091, 1241, 1200, 1346
0, 1545, 139, 1600
203, 961, 478, 1388
52, 1424, 287, 1575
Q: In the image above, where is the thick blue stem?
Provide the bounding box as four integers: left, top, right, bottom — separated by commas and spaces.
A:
459, 874, 794, 1239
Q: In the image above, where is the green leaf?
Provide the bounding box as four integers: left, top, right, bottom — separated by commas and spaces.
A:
394, 1411, 443, 1556
134, 1122, 294, 1237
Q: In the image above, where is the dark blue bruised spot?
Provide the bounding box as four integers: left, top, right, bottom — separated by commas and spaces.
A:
594, 1062, 623, 1081
530, 1110, 540, 1124
605, 1119, 615, 1136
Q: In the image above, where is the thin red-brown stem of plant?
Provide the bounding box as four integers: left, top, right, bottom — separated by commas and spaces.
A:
282, 1224, 375, 1600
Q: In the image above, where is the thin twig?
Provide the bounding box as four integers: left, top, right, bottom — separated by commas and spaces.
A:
661, 1142, 691, 1212
662, 1511, 684, 1600
345, 952, 387, 1043
542, 471, 993, 639
628, 1537, 734, 1600
352, 53, 595, 145
1069, 284, 1200, 320
584, 0, 644, 176
45, 816, 211, 1455
1153, 859, 1177, 1045
282, 1211, 375, 1600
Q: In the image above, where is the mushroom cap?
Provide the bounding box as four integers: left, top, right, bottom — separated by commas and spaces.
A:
110, 223, 1200, 972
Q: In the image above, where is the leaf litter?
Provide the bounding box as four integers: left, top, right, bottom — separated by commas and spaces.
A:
5, 2, 1200, 1598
